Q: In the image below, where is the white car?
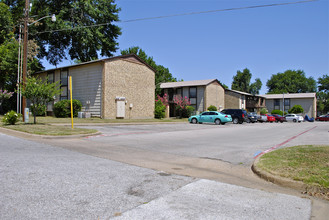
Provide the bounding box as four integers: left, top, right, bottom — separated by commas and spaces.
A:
285, 114, 303, 123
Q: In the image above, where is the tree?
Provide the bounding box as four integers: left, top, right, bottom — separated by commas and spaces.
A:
288, 105, 304, 114
0, 2, 13, 45
231, 68, 262, 95
266, 70, 316, 94
121, 46, 177, 96
3, 0, 121, 65
21, 77, 61, 124
317, 75, 329, 114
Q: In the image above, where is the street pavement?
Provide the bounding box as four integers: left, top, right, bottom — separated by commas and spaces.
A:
0, 131, 314, 219
81, 122, 328, 166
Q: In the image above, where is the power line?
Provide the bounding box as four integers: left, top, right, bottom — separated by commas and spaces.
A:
32, 0, 318, 35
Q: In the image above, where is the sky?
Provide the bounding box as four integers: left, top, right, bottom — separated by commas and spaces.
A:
43, 0, 329, 95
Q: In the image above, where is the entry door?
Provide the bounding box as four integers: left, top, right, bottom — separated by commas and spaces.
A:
116, 101, 125, 118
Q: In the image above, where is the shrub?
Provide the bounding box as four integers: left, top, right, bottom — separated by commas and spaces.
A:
271, 109, 283, 115
154, 99, 165, 119
182, 106, 195, 118
31, 104, 47, 116
288, 105, 304, 114
53, 99, 82, 118
2, 110, 22, 125
207, 105, 217, 111
260, 108, 268, 115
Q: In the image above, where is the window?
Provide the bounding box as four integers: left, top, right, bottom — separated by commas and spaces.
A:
47, 72, 54, 84
202, 112, 209, 116
60, 69, 68, 100
284, 98, 290, 112
189, 87, 197, 98
274, 99, 280, 110
176, 88, 182, 96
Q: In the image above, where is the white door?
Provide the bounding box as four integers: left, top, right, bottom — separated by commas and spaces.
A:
116, 101, 125, 118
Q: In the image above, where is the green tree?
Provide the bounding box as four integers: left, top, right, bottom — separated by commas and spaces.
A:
3, 0, 121, 65
21, 76, 61, 124
231, 68, 262, 95
266, 70, 316, 94
0, 2, 13, 45
121, 46, 177, 96
317, 75, 329, 114
288, 105, 304, 114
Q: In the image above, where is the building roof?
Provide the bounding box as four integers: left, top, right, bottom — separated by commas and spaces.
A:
160, 79, 221, 89
262, 93, 316, 99
225, 89, 265, 98
35, 54, 156, 74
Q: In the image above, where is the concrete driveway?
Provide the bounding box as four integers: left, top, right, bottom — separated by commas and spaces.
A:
81, 122, 328, 166
0, 132, 314, 219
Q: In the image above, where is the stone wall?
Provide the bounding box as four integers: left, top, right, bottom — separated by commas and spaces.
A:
205, 82, 225, 111
103, 58, 155, 119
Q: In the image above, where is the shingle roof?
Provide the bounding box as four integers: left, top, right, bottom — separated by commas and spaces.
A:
225, 89, 266, 98
160, 79, 219, 89
263, 93, 316, 99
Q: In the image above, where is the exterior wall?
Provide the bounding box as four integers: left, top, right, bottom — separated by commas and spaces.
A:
69, 63, 103, 117
225, 91, 241, 109
196, 86, 204, 113
103, 58, 155, 119
182, 87, 189, 98
265, 98, 316, 117
204, 82, 225, 111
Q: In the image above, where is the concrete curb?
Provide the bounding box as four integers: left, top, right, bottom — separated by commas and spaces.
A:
0, 126, 102, 140
252, 154, 329, 200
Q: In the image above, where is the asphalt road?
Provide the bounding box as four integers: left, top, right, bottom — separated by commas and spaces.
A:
81, 121, 328, 166
0, 131, 315, 219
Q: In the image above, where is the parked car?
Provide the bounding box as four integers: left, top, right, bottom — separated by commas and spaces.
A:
265, 114, 276, 122
315, 114, 329, 121
246, 112, 258, 123
221, 109, 248, 124
285, 114, 303, 123
272, 114, 286, 123
258, 114, 268, 123
188, 111, 232, 125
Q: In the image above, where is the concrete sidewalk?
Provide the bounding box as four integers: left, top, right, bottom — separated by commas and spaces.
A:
0, 132, 312, 219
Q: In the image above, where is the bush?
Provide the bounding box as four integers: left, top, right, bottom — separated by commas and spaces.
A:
271, 109, 283, 115
31, 104, 47, 116
182, 106, 195, 118
260, 108, 268, 115
2, 110, 22, 125
154, 100, 165, 119
288, 105, 304, 114
207, 105, 217, 111
53, 99, 82, 118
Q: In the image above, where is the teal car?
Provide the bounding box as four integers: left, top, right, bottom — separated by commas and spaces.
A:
188, 111, 232, 125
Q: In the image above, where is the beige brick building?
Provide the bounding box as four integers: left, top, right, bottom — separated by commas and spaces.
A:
263, 93, 317, 118
225, 89, 266, 114
35, 55, 155, 119
160, 79, 225, 117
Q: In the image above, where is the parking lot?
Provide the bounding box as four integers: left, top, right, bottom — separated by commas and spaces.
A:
81, 121, 328, 166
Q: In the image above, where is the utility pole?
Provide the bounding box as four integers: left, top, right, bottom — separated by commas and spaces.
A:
22, 0, 29, 121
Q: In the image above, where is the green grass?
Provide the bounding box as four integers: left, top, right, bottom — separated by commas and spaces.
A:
1, 123, 97, 136
0, 115, 188, 136
257, 145, 329, 189
34, 116, 188, 124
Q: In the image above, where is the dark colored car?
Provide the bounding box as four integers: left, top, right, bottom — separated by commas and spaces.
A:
246, 112, 258, 123
315, 114, 329, 121
272, 114, 286, 123
221, 109, 248, 124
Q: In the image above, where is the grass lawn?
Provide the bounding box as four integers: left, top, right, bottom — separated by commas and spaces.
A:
257, 145, 329, 191
1, 123, 98, 136
0, 115, 188, 136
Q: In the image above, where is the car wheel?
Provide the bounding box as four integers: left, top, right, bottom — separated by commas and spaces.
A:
246, 118, 251, 123
233, 118, 239, 124
280, 121, 283, 123
293, 119, 297, 123
215, 119, 221, 125
191, 118, 198, 124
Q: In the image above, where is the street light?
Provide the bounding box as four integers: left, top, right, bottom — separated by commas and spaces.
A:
21, 0, 56, 121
